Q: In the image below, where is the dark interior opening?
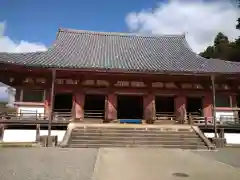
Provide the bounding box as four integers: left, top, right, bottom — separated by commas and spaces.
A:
84, 94, 105, 119
54, 93, 73, 112
22, 89, 44, 102
155, 96, 175, 113
186, 97, 203, 116
117, 95, 143, 119
236, 95, 240, 119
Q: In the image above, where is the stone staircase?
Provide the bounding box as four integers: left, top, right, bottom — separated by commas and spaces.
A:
62, 124, 214, 149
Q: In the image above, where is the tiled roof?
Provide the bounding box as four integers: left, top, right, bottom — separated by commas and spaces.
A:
0, 28, 240, 74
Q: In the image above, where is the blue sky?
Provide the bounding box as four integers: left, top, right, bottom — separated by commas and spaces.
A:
0, 0, 239, 101
0, 0, 239, 51
0, 0, 166, 47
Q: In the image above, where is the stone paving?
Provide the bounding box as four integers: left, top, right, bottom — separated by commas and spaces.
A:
0, 148, 98, 180
194, 148, 240, 169
93, 148, 240, 180
0, 147, 240, 180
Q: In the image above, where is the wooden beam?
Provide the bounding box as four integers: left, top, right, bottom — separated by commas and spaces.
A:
47, 69, 56, 147
211, 75, 217, 138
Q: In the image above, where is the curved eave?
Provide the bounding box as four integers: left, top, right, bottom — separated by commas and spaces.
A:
0, 28, 240, 75
1, 61, 239, 77
1, 52, 240, 75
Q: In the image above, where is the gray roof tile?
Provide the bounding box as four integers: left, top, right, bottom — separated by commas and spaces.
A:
0, 28, 240, 74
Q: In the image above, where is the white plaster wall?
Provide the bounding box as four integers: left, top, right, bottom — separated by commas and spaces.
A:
18, 106, 45, 117
215, 111, 234, 122
3, 130, 36, 142
3, 129, 240, 145
3, 130, 65, 143
204, 132, 240, 145
225, 133, 240, 144
204, 132, 215, 139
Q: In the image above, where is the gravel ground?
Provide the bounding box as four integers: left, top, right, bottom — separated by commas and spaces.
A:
194, 148, 240, 169
0, 148, 98, 180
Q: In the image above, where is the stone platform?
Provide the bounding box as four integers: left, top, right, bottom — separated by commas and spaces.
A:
61, 123, 214, 149
92, 148, 240, 180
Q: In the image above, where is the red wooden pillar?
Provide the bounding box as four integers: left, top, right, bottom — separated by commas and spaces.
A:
106, 93, 117, 121
143, 93, 155, 121
75, 92, 85, 121
203, 94, 213, 120
44, 90, 51, 116
231, 95, 237, 107
175, 96, 186, 122
231, 95, 238, 119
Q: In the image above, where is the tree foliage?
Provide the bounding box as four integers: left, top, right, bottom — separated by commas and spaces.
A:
199, 32, 234, 61
199, 1, 240, 62
237, 17, 240, 30
237, 0, 240, 30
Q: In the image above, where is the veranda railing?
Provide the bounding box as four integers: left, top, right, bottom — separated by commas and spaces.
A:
84, 110, 105, 119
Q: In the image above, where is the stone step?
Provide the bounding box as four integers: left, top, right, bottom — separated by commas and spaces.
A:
68, 126, 208, 149
74, 127, 193, 132
70, 136, 201, 141
73, 127, 192, 131
69, 144, 208, 149
71, 130, 195, 135
70, 139, 205, 146
71, 133, 199, 138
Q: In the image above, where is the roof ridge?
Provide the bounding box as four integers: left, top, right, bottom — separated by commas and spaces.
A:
210, 58, 240, 64
58, 28, 185, 38
0, 52, 43, 55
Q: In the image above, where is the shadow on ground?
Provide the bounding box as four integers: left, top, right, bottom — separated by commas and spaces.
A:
194, 148, 240, 169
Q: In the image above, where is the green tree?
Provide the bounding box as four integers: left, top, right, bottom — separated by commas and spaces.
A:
228, 41, 240, 62
200, 2, 240, 61
200, 32, 230, 60
213, 32, 230, 60
237, 0, 240, 31
199, 46, 215, 59
237, 0, 240, 30
231, 0, 240, 61
237, 18, 240, 30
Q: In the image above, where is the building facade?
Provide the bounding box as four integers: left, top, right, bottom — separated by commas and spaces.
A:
0, 28, 240, 124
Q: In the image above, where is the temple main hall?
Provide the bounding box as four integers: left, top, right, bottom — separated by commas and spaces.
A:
0, 28, 240, 124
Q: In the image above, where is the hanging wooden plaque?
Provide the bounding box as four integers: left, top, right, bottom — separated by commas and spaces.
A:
114, 81, 129, 87
152, 82, 164, 88
130, 81, 146, 87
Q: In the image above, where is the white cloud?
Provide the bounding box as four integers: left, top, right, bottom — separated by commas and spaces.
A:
0, 21, 47, 53
0, 86, 7, 102
0, 22, 47, 101
126, 0, 240, 53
